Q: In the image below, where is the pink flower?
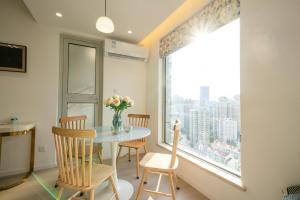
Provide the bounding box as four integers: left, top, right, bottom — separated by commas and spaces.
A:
112, 98, 120, 106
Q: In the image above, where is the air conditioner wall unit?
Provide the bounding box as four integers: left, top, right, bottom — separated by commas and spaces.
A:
104, 39, 149, 62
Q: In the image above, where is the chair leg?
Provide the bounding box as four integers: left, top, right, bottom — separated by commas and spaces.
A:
56, 187, 64, 200
109, 176, 120, 200
143, 169, 149, 184
136, 148, 140, 179
54, 175, 60, 188
174, 173, 180, 190
135, 169, 147, 200
100, 144, 104, 164
89, 189, 95, 200
128, 147, 131, 162
168, 172, 176, 200
98, 152, 103, 164
143, 145, 148, 153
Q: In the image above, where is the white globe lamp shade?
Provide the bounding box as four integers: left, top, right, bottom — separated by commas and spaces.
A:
96, 16, 114, 33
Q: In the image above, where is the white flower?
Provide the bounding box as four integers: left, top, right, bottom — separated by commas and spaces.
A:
128, 100, 134, 106
104, 98, 109, 105
123, 96, 130, 103
113, 95, 119, 99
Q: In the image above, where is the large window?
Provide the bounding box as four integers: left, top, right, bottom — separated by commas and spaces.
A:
164, 19, 240, 175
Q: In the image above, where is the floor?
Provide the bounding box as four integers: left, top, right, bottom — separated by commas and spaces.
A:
0, 155, 208, 200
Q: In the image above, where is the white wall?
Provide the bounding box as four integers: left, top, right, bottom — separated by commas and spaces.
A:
0, 0, 60, 175
102, 56, 147, 158
146, 0, 300, 200
0, 0, 147, 176
103, 56, 147, 125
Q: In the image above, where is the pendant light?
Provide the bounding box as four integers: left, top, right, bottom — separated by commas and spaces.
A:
96, 0, 114, 33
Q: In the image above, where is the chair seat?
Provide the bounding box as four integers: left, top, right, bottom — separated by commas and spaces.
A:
119, 140, 146, 149
57, 163, 113, 190
139, 152, 178, 171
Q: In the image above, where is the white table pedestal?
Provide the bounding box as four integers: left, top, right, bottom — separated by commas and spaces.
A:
95, 142, 133, 200
93, 126, 151, 200
111, 141, 134, 199
95, 179, 133, 200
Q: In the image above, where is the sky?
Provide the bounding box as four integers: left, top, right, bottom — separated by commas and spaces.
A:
170, 19, 240, 101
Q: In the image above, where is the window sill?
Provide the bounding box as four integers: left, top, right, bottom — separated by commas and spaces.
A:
156, 143, 247, 191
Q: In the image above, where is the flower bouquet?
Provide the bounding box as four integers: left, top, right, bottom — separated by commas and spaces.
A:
104, 95, 134, 133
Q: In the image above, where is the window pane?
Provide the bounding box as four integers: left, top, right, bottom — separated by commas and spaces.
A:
68, 44, 96, 94
165, 19, 240, 175
67, 103, 95, 128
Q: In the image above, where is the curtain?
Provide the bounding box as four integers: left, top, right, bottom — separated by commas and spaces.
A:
159, 0, 240, 58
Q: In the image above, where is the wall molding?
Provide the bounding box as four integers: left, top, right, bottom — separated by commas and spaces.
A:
0, 162, 57, 178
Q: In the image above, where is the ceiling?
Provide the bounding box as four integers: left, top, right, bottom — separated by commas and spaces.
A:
23, 0, 185, 43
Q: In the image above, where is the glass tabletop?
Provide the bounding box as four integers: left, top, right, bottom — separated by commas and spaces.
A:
93, 126, 151, 143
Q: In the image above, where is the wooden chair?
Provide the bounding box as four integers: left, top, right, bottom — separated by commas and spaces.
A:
52, 127, 120, 200
54, 115, 103, 189
117, 114, 150, 179
59, 115, 103, 164
135, 120, 181, 200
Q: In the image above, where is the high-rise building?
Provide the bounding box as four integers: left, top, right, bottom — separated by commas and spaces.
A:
210, 96, 240, 142
210, 97, 229, 120
183, 99, 195, 138
189, 107, 210, 148
222, 118, 238, 142
189, 109, 200, 148
210, 98, 228, 141
198, 106, 210, 145
200, 86, 209, 106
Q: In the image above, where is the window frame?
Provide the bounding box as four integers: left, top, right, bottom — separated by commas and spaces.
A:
161, 31, 242, 178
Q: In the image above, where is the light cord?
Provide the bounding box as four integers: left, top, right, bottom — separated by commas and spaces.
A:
105, 0, 107, 16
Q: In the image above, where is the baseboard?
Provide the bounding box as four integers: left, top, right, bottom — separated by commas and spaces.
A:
34, 162, 57, 171
0, 162, 57, 178
0, 167, 29, 177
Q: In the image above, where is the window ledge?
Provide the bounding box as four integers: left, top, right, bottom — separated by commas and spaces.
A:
156, 143, 247, 191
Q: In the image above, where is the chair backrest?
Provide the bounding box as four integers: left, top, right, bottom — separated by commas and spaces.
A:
59, 115, 87, 129
128, 114, 150, 142
52, 127, 95, 187
170, 120, 181, 168
128, 114, 150, 127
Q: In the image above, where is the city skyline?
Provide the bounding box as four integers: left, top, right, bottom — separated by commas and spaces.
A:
166, 86, 241, 174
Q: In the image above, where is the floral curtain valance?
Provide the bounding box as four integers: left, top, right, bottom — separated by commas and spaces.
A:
159, 0, 240, 58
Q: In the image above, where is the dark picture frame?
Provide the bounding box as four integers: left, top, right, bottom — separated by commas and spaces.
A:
0, 42, 27, 73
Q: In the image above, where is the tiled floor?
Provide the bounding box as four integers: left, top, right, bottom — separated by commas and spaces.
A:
0, 155, 208, 200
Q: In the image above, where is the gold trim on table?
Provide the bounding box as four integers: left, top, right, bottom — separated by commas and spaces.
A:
0, 122, 36, 191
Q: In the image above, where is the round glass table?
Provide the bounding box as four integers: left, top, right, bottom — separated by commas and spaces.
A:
93, 126, 151, 200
